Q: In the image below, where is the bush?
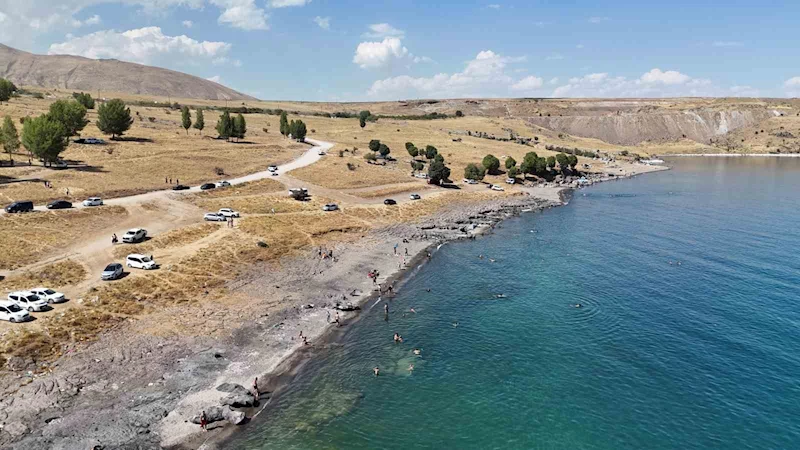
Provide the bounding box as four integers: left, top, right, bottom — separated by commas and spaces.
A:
482, 154, 500, 174
455, 110, 464, 117
347, 163, 356, 171
215, 167, 225, 175
364, 153, 377, 161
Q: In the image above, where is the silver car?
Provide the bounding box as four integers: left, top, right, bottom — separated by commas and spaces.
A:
101, 263, 124, 280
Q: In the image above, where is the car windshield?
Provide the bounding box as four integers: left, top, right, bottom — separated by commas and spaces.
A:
141, 256, 152, 262
104, 264, 117, 271
44, 289, 56, 294
7, 304, 22, 312
25, 294, 40, 302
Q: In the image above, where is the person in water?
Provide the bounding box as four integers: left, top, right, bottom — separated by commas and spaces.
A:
574, 303, 583, 308
373, 366, 380, 376
413, 348, 421, 355
408, 364, 414, 372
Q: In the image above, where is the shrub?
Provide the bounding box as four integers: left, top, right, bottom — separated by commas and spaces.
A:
214, 167, 225, 175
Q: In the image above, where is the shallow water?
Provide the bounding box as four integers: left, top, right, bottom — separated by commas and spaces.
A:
230, 157, 800, 449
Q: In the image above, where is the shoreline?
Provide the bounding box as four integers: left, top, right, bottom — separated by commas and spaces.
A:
659, 153, 800, 157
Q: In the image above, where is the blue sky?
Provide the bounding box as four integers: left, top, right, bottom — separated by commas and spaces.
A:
1, 0, 799, 100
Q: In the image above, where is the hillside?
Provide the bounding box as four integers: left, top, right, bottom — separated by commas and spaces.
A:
0, 44, 255, 101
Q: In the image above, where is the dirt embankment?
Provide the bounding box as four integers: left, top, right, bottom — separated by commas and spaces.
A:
526, 108, 776, 146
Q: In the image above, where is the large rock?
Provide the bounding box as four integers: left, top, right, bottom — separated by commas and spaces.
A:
216, 383, 250, 396
223, 408, 246, 425
221, 393, 256, 408
189, 406, 246, 426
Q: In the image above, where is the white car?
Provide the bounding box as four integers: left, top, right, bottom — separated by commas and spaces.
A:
322, 203, 339, 212
490, 185, 505, 191
83, 197, 103, 207
219, 208, 240, 218
204, 212, 226, 222
29, 288, 66, 304
463, 178, 478, 185
414, 173, 429, 179
268, 165, 278, 172
505, 178, 516, 184
122, 228, 148, 243
318, 150, 326, 156
8, 291, 49, 312
215, 180, 231, 188
409, 194, 421, 200
0, 301, 30, 323
126, 253, 158, 270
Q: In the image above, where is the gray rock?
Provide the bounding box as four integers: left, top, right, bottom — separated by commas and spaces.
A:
221, 393, 256, 408
215, 383, 250, 396
189, 406, 245, 426
223, 408, 246, 425
3, 421, 29, 437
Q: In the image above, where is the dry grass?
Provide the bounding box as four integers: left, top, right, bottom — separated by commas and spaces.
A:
187, 178, 284, 199
0, 206, 128, 270
350, 182, 434, 199
0, 260, 87, 291
112, 223, 220, 259
191, 193, 333, 215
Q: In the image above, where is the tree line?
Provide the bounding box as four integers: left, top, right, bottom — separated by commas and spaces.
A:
464, 151, 579, 181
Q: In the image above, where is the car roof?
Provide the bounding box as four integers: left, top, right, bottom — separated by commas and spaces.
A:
0, 300, 18, 308
88, 197, 101, 200
126, 228, 143, 232
31, 287, 55, 292
9, 291, 34, 296
104, 263, 121, 269
127, 253, 150, 258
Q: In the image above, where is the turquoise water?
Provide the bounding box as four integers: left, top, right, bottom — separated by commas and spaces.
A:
231, 157, 800, 449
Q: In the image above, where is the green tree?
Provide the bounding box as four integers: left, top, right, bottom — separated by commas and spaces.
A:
534, 156, 548, 174
568, 154, 579, 168
546, 155, 556, 170
507, 166, 519, 178
505, 156, 516, 170
48, 100, 88, 137
96, 99, 133, 139
482, 154, 500, 174
455, 110, 464, 117
233, 113, 247, 141
407, 144, 418, 158
279, 111, 289, 137
434, 153, 444, 163
216, 110, 233, 140
368, 139, 381, 153
464, 163, 486, 181
0, 79, 17, 102
427, 158, 451, 185
378, 143, 391, 158
359, 116, 366, 128
72, 92, 95, 109
181, 106, 192, 134
359, 110, 371, 122
22, 115, 69, 165
556, 153, 569, 172
414, 160, 425, 172
520, 151, 539, 177
364, 152, 377, 161
425, 145, 438, 160
1, 116, 21, 162
193, 109, 205, 134
290, 119, 307, 142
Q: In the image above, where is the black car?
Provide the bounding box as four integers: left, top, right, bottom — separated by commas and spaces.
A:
172, 184, 190, 191
5, 201, 34, 213
46, 200, 72, 209
384, 199, 397, 205
200, 183, 216, 191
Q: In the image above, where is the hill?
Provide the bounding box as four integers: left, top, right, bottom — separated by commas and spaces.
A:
0, 44, 255, 101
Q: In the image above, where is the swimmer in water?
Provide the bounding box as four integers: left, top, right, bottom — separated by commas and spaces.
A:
408, 364, 414, 372
413, 348, 421, 355
410, 308, 416, 313
373, 367, 380, 376
574, 303, 582, 308
452, 322, 459, 328
489, 258, 496, 263
426, 288, 431, 292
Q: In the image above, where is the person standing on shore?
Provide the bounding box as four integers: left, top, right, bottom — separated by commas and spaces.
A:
393, 243, 398, 255
200, 410, 208, 432
252, 377, 259, 398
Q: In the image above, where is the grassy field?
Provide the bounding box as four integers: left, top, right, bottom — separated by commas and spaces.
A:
0, 260, 87, 291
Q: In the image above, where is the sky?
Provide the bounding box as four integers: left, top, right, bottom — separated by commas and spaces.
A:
1, 0, 799, 101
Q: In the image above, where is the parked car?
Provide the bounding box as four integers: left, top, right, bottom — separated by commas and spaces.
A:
505, 178, 516, 184
122, 228, 148, 243
53, 160, 69, 169
322, 203, 339, 211
204, 212, 226, 222
126, 254, 158, 270
384, 199, 397, 205
172, 184, 190, 191
5, 201, 34, 213
29, 288, 66, 304
215, 180, 231, 188
8, 291, 49, 312
84, 138, 105, 145
47, 200, 72, 209
463, 178, 478, 185
490, 185, 505, 191
318, 150, 326, 156
219, 208, 240, 218
268, 165, 278, 172
414, 173, 429, 179
83, 197, 103, 207
200, 183, 216, 190
409, 194, 421, 200
0, 301, 30, 322
101, 263, 124, 280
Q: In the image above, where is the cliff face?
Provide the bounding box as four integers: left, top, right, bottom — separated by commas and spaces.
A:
0, 44, 256, 101
526, 108, 776, 145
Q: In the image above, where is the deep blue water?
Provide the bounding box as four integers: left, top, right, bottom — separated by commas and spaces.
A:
231, 157, 800, 449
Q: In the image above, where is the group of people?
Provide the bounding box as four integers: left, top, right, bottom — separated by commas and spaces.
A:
165, 177, 180, 185
318, 247, 334, 260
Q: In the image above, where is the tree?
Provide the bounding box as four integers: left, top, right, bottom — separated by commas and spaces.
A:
216, 110, 233, 140
546, 155, 556, 170
455, 110, 464, 117
568, 154, 579, 168
1, 116, 20, 162
434, 153, 444, 163
22, 115, 69, 165
289, 119, 307, 142
279, 111, 289, 137
482, 154, 500, 174
507, 166, 519, 178
425, 145, 438, 160
194, 109, 205, 134
358, 110, 371, 129
505, 156, 516, 170
407, 144, 418, 158
181, 106, 192, 134
464, 163, 486, 181
96, 99, 133, 138
427, 158, 451, 185
556, 153, 569, 172
72, 92, 95, 109
520, 151, 539, 177
534, 156, 548, 174
368, 139, 381, 153
378, 143, 391, 158
0, 78, 17, 102
233, 113, 247, 141
414, 160, 425, 172
48, 100, 88, 137
359, 116, 366, 128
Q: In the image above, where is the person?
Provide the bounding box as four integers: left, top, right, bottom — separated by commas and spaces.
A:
111, 233, 118, 244
413, 348, 421, 355
200, 410, 208, 431
393, 243, 398, 254
65, 188, 70, 196
410, 308, 416, 313
302, 336, 309, 346
405, 248, 409, 256
326, 310, 331, 323
165, 177, 168, 184
176, 178, 179, 185
384, 303, 389, 315
408, 364, 414, 372
335, 312, 341, 327
393, 333, 400, 343
574, 303, 582, 308
252, 377, 259, 397
373, 367, 380, 376
169, 177, 172, 184
452, 321, 459, 328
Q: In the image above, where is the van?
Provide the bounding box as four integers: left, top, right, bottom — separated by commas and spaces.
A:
5, 201, 34, 213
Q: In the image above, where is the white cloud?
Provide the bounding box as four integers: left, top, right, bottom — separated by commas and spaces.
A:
48, 27, 232, 68
487, 3, 500, 8
549, 77, 559, 84
211, 0, 269, 30
83, 14, 101, 25
545, 53, 564, 60
212, 56, 242, 67
182, 20, 193, 28
367, 50, 534, 99
268, 0, 310, 7
353, 38, 408, 69
511, 76, 544, 91
783, 77, 800, 88
588, 16, 609, 23
712, 41, 743, 47
639, 68, 691, 85
207, 75, 222, 83
413, 55, 433, 64
362, 23, 404, 39
313, 16, 330, 30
